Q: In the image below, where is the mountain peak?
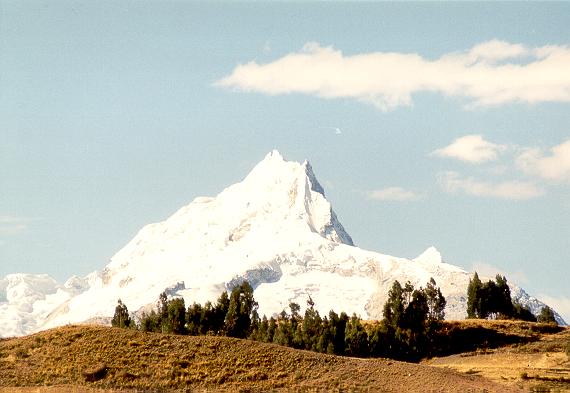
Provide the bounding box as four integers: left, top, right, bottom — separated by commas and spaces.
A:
414, 246, 443, 264
240, 151, 351, 246
2, 152, 567, 337
264, 149, 285, 161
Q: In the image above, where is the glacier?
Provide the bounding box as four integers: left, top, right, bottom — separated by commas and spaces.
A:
0, 150, 565, 337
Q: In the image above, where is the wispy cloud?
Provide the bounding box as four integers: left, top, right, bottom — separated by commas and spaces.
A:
438, 171, 544, 200
536, 294, 570, 324
516, 139, 570, 184
0, 216, 36, 235
471, 261, 528, 285
216, 40, 570, 111
367, 187, 423, 202
432, 134, 507, 164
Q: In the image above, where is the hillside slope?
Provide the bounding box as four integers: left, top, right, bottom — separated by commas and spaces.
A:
0, 325, 520, 392
425, 320, 570, 392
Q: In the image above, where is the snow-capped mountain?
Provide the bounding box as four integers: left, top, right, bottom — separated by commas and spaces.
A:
0, 151, 565, 337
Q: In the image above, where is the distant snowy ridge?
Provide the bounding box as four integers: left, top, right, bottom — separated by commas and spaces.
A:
0, 151, 565, 337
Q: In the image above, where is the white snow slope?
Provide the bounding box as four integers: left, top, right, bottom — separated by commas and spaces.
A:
0, 151, 565, 337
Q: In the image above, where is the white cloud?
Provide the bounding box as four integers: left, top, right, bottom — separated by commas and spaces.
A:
367, 187, 422, 201
471, 261, 528, 285
433, 134, 506, 164
536, 294, 570, 324
0, 216, 29, 235
0, 216, 38, 236
216, 40, 570, 111
516, 139, 570, 184
438, 171, 544, 200
461, 40, 529, 64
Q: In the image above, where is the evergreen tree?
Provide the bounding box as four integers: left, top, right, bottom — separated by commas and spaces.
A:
255, 315, 269, 342
267, 316, 277, 343
316, 317, 333, 354
140, 310, 160, 332
273, 310, 293, 346
383, 280, 405, 329
166, 297, 186, 334
467, 272, 482, 318
538, 306, 557, 324
328, 310, 348, 355
225, 281, 258, 338
212, 291, 230, 335
111, 299, 131, 329
289, 301, 302, 347
200, 301, 215, 335
186, 303, 203, 335
512, 302, 537, 322
494, 275, 514, 318
302, 297, 322, 351
403, 289, 428, 332
157, 291, 169, 332
344, 314, 369, 357
425, 278, 446, 324
368, 324, 390, 358
249, 309, 261, 339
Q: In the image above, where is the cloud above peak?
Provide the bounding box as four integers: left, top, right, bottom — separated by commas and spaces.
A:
367, 187, 422, 202
516, 139, 570, 184
216, 40, 570, 111
438, 171, 544, 200
432, 135, 506, 164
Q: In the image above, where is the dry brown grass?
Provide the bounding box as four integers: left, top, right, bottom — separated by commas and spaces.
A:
0, 324, 518, 392
426, 320, 570, 392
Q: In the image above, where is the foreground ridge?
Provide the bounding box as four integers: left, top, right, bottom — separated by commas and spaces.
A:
0, 324, 521, 392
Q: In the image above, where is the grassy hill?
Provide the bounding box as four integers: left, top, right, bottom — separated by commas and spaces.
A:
0, 323, 525, 392
425, 320, 570, 392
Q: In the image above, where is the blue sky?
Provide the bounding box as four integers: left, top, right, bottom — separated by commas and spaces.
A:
1, 2, 569, 320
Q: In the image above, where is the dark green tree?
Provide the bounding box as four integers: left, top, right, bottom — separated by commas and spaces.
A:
289, 302, 303, 348
425, 278, 446, 325
225, 281, 258, 338
249, 308, 261, 339
328, 310, 348, 355
199, 301, 215, 335
111, 299, 131, 329
302, 297, 322, 351
273, 309, 293, 346
513, 302, 537, 322
166, 297, 186, 334
212, 291, 230, 335
140, 310, 160, 332
316, 317, 334, 354
494, 275, 514, 318
344, 314, 368, 357
538, 306, 557, 324
383, 280, 405, 329
157, 291, 169, 332
369, 324, 391, 358
254, 315, 269, 342
186, 303, 203, 335
467, 272, 483, 318
267, 316, 277, 343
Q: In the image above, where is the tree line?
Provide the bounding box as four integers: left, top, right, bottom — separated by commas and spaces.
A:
466, 272, 556, 324
112, 272, 557, 362
113, 278, 447, 361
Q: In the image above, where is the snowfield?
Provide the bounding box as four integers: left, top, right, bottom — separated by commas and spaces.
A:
0, 151, 565, 337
